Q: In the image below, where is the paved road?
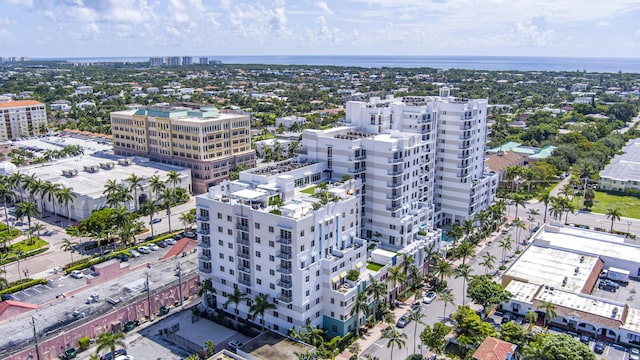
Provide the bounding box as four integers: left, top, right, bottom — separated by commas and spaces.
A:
1, 196, 197, 283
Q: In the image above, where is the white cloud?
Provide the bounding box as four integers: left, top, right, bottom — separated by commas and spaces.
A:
0, 28, 12, 40
5, 0, 33, 7
82, 22, 100, 34
317, 1, 333, 15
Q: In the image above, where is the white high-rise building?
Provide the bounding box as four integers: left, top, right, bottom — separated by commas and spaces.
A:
344, 91, 498, 227
197, 161, 371, 338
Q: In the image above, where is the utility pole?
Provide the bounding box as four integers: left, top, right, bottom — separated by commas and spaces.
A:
31, 316, 41, 360
176, 261, 183, 306
581, 177, 588, 211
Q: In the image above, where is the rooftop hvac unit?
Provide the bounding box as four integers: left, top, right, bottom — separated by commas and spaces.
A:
118, 159, 133, 166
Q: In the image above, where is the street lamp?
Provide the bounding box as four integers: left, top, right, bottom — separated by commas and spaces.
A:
145, 272, 152, 321
176, 261, 183, 306
31, 316, 41, 360
628, 221, 632, 237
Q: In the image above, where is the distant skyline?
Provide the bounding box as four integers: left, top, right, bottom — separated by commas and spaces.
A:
1, 0, 640, 59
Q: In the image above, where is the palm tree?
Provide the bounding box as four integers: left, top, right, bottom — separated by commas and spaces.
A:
474, 210, 490, 233
512, 217, 526, 252
366, 275, 387, 323
15, 201, 39, 244
198, 279, 215, 308
525, 310, 538, 332
166, 170, 182, 193
351, 291, 370, 336
455, 265, 473, 306
607, 207, 622, 233
408, 308, 426, 355
540, 301, 557, 327
548, 196, 564, 221
103, 179, 120, 207
462, 219, 474, 242
225, 288, 248, 328
512, 194, 527, 219
43, 181, 61, 220
89, 354, 101, 360
250, 293, 276, 331
480, 253, 497, 275
179, 212, 196, 231
126, 173, 144, 211
381, 328, 407, 360
408, 264, 423, 289
140, 200, 158, 237
539, 191, 551, 223
56, 185, 75, 226
299, 324, 325, 347
149, 175, 165, 200
446, 224, 463, 256
31, 179, 47, 213
160, 188, 176, 232
499, 236, 513, 264
388, 266, 403, 302
437, 290, 456, 322
60, 238, 80, 263
13, 248, 25, 280
31, 222, 46, 247
0, 183, 14, 234
95, 331, 126, 358
8, 172, 25, 202
455, 241, 475, 266
433, 258, 454, 286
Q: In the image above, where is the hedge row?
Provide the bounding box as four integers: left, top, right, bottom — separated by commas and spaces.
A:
0, 247, 49, 265
65, 231, 183, 274
0, 278, 48, 296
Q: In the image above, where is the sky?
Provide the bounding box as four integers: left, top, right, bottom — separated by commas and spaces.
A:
1, 0, 640, 59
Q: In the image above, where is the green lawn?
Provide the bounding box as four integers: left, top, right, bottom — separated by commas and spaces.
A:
591, 191, 640, 219
9, 238, 49, 253
0, 222, 22, 239
300, 185, 317, 195
366, 262, 383, 272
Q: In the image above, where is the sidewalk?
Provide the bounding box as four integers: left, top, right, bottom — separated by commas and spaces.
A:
337, 298, 417, 360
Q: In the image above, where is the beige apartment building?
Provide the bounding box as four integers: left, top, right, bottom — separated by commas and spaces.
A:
111, 105, 255, 193
0, 99, 47, 140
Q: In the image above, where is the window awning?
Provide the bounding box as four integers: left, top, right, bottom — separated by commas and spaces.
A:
331, 276, 340, 284
342, 234, 348, 242
355, 262, 363, 269
350, 231, 357, 238
311, 250, 318, 257
340, 271, 348, 278
300, 255, 308, 263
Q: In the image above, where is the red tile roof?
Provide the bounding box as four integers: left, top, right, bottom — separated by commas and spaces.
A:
0, 100, 44, 108
163, 238, 197, 260
473, 337, 517, 360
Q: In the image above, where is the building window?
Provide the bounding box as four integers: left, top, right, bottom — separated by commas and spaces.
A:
256, 265, 262, 271
255, 223, 260, 229
268, 226, 274, 233
256, 251, 261, 258
257, 279, 261, 285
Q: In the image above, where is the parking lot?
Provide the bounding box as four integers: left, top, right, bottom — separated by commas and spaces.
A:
592, 278, 640, 306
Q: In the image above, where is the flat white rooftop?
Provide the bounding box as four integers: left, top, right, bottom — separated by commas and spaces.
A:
504, 280, 541, 304
504, 245, 599, 294
534, 225, 640, 265
232, 188, 268, 201
534, 285, 625, 323
622, 307, 640, 333
21, 154, 188, 198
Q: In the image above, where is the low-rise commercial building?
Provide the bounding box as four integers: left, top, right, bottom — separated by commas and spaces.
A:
599, 138, 640, 192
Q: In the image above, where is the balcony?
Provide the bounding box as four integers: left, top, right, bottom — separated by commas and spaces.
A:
199, 266, 212, 274
237, 237, 250, 246
199, 254, 211, 261
235, 224, 249, 232
237, 252, 250, 260
387, 168, 402, 176
276, 251, 292, 260
238, 278, 251, 286
387, 204, 402, 212
277, 279, 293, 289
276, 236, 292, 245
197, 216, 210, 221
198, 229, 210, 235
386, 193, 402, 200
348, 167, 366, 173
237, 264, 251, 273
199, 241, 211, 248
277, 294, 292, 303
387, 181, 401, 188
277, 266, 293, 274
388, 157, 402, 164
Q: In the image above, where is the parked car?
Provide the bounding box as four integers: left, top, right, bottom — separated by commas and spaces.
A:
137, 246, 150, 254
410, 302, 421, 311
631, 348, 640, 360
128, 250, 141, 258
101, 349, 127, 360
151, 218, 162, 224
157, 306, 170, 316
229, 340, 243, 349
165, 238, 177, 245
157, 240, 167, 248
184, 231, 196, 239
147, 243, 160, 251
172, 235, 182, 240
579, 334, 591, 344
423, 291, 437, 304
599, 279, 619, 292
500, 313, 513, 324
593, 341, 606, 354
70, 270, 84, 279
115, 253, 129, 262
396, 312, 411, 328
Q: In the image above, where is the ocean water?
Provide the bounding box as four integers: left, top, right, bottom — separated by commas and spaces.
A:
41, 55, 640, 74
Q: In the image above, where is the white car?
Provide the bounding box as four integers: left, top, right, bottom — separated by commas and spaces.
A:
147, 243, 160, 251
423, 291, 437, 304
70, 270, 84, 279
630, 348, 640, 360
137, 246, 150, 254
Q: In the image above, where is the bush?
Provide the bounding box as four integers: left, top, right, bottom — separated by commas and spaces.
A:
78, 336, 90, 350
0, 247, 49, 265
0, 278, 48, 296
406, 355, 423, 360
346, 270, 360, 282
